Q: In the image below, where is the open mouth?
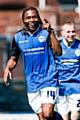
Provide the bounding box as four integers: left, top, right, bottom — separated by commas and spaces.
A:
29, 23, 36, 28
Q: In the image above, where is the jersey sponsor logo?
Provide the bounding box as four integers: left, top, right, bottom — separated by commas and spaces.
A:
75, 49, 80, 56
24, 47, 45, 55
25, 47, 44, 52
19, 40, 28, 43
25, 51, 44, 56
38, 36, 46, 42
61, 59, 79, 64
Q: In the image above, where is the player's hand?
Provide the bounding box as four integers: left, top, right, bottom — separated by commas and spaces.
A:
42, 19, 51, 31
3, 68, 12, 86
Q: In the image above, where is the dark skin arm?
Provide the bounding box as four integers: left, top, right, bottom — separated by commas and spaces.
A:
3, 38, 20, 86
50, 31, 62, 56
43, 19, 62, 56
3, 56, 17, 85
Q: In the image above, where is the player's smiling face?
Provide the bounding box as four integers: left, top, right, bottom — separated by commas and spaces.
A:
23, 9, 40, 33
61, 24, 76, 44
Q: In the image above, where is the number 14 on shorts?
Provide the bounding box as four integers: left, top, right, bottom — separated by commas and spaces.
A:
47, 90, 55, 99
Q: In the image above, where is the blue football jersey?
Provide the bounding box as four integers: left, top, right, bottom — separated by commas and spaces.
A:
55, 38, 80, 95
14, 27, 58, 93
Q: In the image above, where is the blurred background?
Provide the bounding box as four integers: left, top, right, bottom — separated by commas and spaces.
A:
0, 0, 80, 114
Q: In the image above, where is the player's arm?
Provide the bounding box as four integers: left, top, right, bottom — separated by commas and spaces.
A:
3, 57, 17, 85
50, 30, 62, 56
3, 38, 21, 85
43, 19, 62, 56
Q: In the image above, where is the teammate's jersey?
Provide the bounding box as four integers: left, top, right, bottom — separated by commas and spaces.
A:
13, 27, 58, 93
55, 38, 80, 95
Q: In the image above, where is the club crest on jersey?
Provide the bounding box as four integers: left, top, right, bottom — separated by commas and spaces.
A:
75, 49, 80, 56
63, 51, 65, 54
38, 36, 46, 42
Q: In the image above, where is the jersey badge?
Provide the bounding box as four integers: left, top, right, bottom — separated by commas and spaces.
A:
63, 50, 65, 55
38, 36, 46, 42
75, 49, 80, 56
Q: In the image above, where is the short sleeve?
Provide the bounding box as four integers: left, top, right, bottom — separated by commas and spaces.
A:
11, 37, 21, 61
